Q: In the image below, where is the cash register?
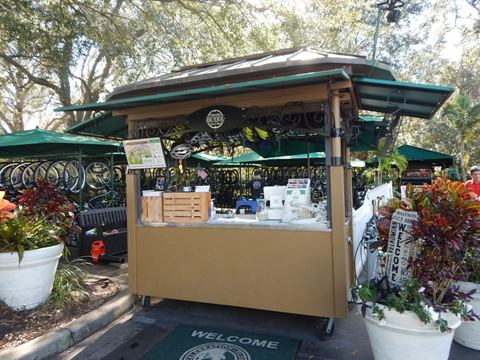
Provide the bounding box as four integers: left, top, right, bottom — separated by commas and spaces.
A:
263, 186, 287, 220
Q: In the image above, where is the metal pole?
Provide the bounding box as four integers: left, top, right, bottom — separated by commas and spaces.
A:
307, 142, 311, 179
79, 149, 84, 211
370, 8, 383, 66
110, 151, 115, 206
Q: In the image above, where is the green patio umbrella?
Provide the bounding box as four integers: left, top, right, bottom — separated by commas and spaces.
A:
396, 145, 453, 167
249, 152, 326, 166
367, 144, 454, 168
187, 153, 228, 167
213, 151, 265, 166
0, 128, 121, 159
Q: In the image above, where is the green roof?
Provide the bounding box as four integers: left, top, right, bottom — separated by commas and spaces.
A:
56, 69, 350, 112
58, 75, 453, 120
353, 78, 454, 119
0, 129, 121, 159
65, 111, 127, 139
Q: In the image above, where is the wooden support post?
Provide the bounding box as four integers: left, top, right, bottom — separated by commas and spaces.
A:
127, 173, 140, 292
329, 90, 349, 318
344, 141, 354, 285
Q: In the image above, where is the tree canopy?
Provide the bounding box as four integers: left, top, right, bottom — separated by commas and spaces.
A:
0, 0, 479, 169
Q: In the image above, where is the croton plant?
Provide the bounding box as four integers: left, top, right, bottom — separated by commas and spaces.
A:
0, 181, 80, 261
355, 178, 480, 330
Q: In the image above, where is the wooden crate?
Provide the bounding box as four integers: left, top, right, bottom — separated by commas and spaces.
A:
141, 196, 163, 223
163, 192, 211, 223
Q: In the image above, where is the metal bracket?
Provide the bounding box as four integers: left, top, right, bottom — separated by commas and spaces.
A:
331, 128, 343, 137
331, 157, 342, 166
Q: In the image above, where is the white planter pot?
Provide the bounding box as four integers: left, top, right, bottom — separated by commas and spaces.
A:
0, 243, 64, 311
453, 280, 480, 350
364, 307, 461, 360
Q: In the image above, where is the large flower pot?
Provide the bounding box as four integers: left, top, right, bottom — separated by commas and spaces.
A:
453, 280, 480, 350
0, 243, 63, 311
364, 307, 461, 360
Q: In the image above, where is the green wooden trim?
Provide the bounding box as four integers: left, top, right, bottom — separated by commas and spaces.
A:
56, 69, 350, 112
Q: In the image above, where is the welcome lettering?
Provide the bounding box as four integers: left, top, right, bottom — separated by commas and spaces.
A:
190, 330, 279, 349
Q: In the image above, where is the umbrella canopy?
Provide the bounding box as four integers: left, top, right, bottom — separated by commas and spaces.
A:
213, 150, 364, 167
248, 151, 325, 166
396, 145, 453, 168
367, 144, 454, 168
0, 128, 121, 159
213, 151, 265, 166
187, 153, 228, 167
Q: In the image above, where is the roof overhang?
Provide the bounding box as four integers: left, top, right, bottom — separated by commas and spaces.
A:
56, 69, 350, 113
65, 111, 128, 139
353, 78, 454, 119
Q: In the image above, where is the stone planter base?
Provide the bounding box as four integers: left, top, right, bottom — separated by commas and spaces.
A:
364, 307, 460, 360
453, 281, 480, 350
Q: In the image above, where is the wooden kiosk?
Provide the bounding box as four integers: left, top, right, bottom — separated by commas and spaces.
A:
58, 48, 453, 325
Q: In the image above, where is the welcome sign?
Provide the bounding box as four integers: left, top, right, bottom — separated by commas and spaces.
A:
385, 208, 418, 287
141, 325, 300, 360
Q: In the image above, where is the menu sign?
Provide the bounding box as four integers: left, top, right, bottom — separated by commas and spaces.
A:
123, 138, 166, 169
385, 209, 418, 287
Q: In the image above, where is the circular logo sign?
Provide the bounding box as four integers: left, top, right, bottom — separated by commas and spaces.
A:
206, 109, 225, 129
180, 342, 251, 360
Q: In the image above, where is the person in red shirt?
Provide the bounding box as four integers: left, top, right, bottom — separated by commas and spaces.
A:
465, 166, 480, 197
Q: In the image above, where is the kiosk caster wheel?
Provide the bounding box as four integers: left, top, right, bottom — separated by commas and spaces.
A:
323, 317, 335, 336
140, 295, 151, 310
315, 317, 335, 338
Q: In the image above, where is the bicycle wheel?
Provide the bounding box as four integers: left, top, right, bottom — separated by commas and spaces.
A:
34, 161, 52, 185
87, 190, 117, 209
113, 166, 126, 185
63, 160, 86, 194
22, 162, 41, 188
10, 162, 29, 189
0, 163, 18, 189
46, 160, 66, 188
85, 161, 112, 190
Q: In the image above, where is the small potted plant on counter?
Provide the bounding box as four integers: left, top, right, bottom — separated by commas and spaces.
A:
0, 181, 79, 311
354, 178, 480, 360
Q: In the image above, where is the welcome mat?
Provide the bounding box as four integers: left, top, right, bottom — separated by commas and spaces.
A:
141, 324, 300, 360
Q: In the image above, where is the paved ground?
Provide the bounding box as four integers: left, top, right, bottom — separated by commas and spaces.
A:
0, 260, 135, 360
52, 272, 478, 360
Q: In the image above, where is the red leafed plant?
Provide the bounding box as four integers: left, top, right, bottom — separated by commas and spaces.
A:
355, 178, 480, 331
410, 178, 480, 305
0, 182, 81, 262
374, 196, 415, 249
18, 180, 75, 216
18, 180, 80, 245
